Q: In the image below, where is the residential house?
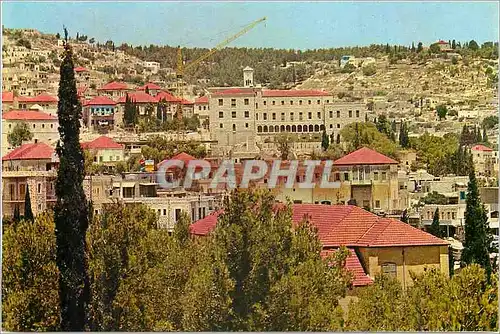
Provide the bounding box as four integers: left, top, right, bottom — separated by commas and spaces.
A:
2, 91, 15, 112
98, 81, 132, 99
194, 95, 210, 129
115, 91, 158, 127
82, 96, 117, 132
191, 204, 450, 289
17, 93, 58, 115
75, 66, 91, 83
471, 144, 496, 177
81, 136, 125, 164
2, 110, 59, 156
138, 82, 162, 96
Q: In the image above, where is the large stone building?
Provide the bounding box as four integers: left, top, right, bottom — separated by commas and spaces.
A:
207, 67, 366, 156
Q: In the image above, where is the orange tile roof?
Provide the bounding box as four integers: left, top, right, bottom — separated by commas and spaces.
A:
3, 142, 55, 161
74, 66, 88, 72
155, 91, 182, 103
138, 82, 162, 90
191, 204, 448, 248
195, 96, 209, 104
81, 136, 124, 150
84, 96, 117, 106
212, 88, 257, 96
262, 89, 331, 97
2, 110, 57, 121
333, 147, 398, 165
99, 81, 129, 90
117, 91, 158, 104
322, 248, 374, 286
471, 144, 493, 152
2, 91, 14, 103
18, 93, 58, 103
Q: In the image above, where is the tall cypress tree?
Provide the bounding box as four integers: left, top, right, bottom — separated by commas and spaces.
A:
429, 208, 444, 238
461, 169, 493, 280
24, 184, 34, 222
321, 130, 329, 151
54, 28, 90, 331
13, 205, 20, 223
482, 127, 488, 143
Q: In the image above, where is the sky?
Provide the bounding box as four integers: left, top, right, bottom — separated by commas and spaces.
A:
1, 1, 499, 50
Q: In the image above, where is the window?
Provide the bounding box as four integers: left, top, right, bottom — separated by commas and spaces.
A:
375, 200, 381, 208
363, 200, 370, 208
232, 111, 236, 118
244, 111, 249, 118
37, 183, 41, 193
337, 110, 341, 118
344, 172, 349, 181
218, 99, 223, 106
245, 123, 249, 128
281, 112, 285, 121
231, 99, 236, 107
349, 110, 352, 117
381, 172, 387, 180
337, 124, 341, 128
326, 100, 329, 103
452, 212, 456, 219
373, 172, 379, 181
334, 173, 340, 181
199, 106, 202, 111
308, 100, 311, 105
381, 263, 397, 277
330, 124, 333, 128
244, 98, 249, 105
308, 112, 312, 120
329, 111, 333, 118
256, 113, 259, 120
356, 110, 360, 117
272, 113, 276, 120
317, 112, 321, 119
299, 112, 303, 120
447, 212, 451, 220
203, 106, 207, 110
219, 111, 224, 118
232, 124, 236, 132
290, 112, 294, 121
255, 102, 259, 109
263, 100, 267, 106
263, 113, 267, 120
219, 123, 223, 128
299, 100, 302, 105
317, 99, 320, 104
290, 100, 293, 105
163, 209, 167, 216
33, 124, 36, 129
272, 101, 276, 106
99, 156, 103, 162
281, 100, 284, 105
42, 124, 45, 128
158, 209, 161, 216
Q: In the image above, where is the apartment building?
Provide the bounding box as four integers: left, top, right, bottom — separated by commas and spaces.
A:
98, 81, 132, 98
82, 95, 117, 131
2, 110, 59, 155
194, 95, 209, 129
143, 61, 161, 74
208, 67, 366, 155
471, 144, 497, 178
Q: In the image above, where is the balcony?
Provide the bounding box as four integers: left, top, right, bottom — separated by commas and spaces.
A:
350, 179, 372, 186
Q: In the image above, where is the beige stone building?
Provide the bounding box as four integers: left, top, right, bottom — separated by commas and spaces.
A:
471, 144, 497, 178
2, 110, 59, 156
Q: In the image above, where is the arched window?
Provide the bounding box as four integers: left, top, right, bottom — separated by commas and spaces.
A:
309, 125, 313, 132
275, 125, 279, 132
269, 126, 274, 133
320, 124, 325, 131
263, 125, 268, 132
286, 125, 291, 132
257, 125, 262, 133
292, 125, 297, 132
280, 125, 285, 132
297, 125, 302, 132
314, 124, 320, 132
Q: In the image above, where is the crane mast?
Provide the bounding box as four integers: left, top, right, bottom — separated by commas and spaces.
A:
174, 17, 266, 119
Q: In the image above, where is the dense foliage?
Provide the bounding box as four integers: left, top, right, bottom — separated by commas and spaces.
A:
7, 122, 33, 148
341, 122, 399, 159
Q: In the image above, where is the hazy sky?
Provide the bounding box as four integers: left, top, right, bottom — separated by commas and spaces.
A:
2, 1, 498, 50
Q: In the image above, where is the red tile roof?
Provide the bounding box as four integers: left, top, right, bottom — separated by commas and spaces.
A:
262, 89, 331, 97
191, 204, 448, 248
2, 110, 57, 121
74, 66, 88, 72
18, 93, 58, 103
181, 98, 193, 105
155, 91, 182, 103
98, 81, 129, 91
195, 96, 209, 104
117, 91, 158, 104
81, 136, 124, 150
471, 144, 493, 152
322, 249, 374, 286
139, 82, 162, 90
3, 142, 55, 161
437, 40, 449, 44
333, 147, 398, 165
2, 91, 14, 103
212, 88, 257, 96
77, 86, 88, 97
84, 96, 117, 106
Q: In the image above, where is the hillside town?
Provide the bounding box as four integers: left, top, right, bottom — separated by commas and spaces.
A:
1, 16, 499, 332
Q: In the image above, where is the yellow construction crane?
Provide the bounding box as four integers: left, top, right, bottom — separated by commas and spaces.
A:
175, 17, 266, 119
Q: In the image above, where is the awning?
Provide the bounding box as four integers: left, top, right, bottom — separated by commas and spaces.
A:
113, 181, 136, 188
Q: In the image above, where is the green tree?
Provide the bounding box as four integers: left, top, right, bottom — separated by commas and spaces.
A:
482, 127, 488, 143
341, 122, 400, 159
461, 170, 493, 279
482, 115, 498, 130
436, 104, 448, 120
417, 42, 423, 53
7, 122, 33, 148
399, 122, 409, 148
429, 43, 441, 54
422, 191, 448, 205
321, 130, 329, 151
362, 63, 376, 76
275, 134, 293, 160
468, 40, 479, 51
54, 29, 90, 331
429, 208, 444, 238
2, 213, 61, 331
13, 205, 21, 223
24, 184, 34, 222
124, 94, 137, 126
400, 209, 409, 223
452, 39, 456, 49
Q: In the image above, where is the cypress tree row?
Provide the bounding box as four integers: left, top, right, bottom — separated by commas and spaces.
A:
24, 184, 34, 222
460, 169, 493, 280
429, 208, 444, 238
54, 29, 90, 331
